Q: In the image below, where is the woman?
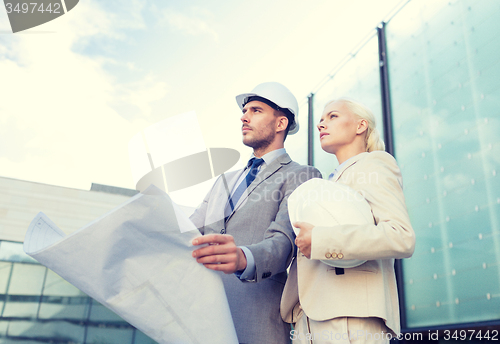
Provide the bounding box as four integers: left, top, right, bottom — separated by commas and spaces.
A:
281, 98, 415, 343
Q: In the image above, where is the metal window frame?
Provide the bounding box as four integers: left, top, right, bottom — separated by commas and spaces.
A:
307, 93, 315, 166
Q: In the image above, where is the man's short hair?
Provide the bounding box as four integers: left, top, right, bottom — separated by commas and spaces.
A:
244, 96, 295, 139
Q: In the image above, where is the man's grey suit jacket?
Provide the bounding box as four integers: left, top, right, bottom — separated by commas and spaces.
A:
190, 153, 321, 344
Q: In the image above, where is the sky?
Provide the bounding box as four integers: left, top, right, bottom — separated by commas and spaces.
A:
0, 0, 405, 206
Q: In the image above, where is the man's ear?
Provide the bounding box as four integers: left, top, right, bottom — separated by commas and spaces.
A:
356, 119, 368, 135
276, 116, 288, 133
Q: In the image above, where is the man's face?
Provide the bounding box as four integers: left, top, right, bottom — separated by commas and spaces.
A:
240, 100, 278, 150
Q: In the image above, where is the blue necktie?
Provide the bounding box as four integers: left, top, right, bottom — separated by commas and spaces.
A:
329, 168, 339, 180
224, 158, 264, 219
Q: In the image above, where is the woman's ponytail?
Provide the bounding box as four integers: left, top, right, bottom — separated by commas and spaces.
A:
334, 97, 386, 152
366, 127, 385, 152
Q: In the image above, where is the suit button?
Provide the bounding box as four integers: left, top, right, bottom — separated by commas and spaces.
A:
325, 253, 331, 258
331, 252, 337, 259
337, 253, 344, 259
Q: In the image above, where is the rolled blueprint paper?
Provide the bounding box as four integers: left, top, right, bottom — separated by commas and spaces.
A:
24, 185, 238, 344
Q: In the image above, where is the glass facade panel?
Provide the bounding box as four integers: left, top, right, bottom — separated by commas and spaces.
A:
0, 263, 11, 294
0, 241, 37, 264
2, 301, 39, 318
312, 34, 383, 177
89, 300, 128, 323
0, 338, 42, 344
0, 321, 7, 336
4, 320, 85, 342
86, 326, 134, 344
286, 101, 310, 165
38, 300, 89, 320
134, 330, 159, 344
387, 0, 500, 328
43, 269, 85, 296
7, 264, 46, 295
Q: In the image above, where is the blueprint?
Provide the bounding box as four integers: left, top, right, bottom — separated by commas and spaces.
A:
23, 185, 238, 344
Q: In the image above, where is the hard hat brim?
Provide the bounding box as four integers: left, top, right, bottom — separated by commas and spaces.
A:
235, 92, 299, 135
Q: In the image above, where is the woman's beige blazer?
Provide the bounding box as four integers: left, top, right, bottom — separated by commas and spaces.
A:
281, 151, 416, 335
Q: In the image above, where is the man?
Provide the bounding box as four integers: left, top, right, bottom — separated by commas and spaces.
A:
190, 82, 321, 344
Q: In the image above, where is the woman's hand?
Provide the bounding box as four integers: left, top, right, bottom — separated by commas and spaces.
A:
294, 222, 314, 258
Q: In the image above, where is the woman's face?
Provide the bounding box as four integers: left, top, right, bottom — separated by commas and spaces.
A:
317, 101, 360, 154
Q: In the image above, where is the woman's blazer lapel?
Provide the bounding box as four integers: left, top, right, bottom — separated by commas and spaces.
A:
330, 152, 368, 182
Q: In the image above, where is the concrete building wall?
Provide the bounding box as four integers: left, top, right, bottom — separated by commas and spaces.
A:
0, 177, 133, 243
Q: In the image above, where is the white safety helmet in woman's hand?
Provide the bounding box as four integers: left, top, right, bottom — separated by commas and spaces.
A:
236, 82, 300, 135
288, 178, 371, 268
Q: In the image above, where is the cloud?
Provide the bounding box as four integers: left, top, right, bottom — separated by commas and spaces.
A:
113, 74, 169, 121
0, 0, 168, 190
0, 115, 36, 163
158, 7, 219, 42
74, 0, 147, 38
442, 173, 470, 192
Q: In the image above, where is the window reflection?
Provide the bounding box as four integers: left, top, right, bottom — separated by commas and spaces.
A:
86, 326, 134, 344
89, 300, 128, 323
4, 320, 85, 342
0, 262, 12, 294
0, 241, 37, 264
8, 263, 46, 296
43, 269, 85, 297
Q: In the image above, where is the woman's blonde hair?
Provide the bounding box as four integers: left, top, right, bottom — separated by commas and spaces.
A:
325, 97, 385, 152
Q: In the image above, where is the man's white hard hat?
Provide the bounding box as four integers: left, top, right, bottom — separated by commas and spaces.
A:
236, 82, 299, 135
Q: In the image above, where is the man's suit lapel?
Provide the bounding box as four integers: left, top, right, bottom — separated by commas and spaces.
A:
226, 153, 291, 222
221, 170, 245, 201
331, 152, 368, 182
209, 170, 242, 205
201, 171, 241, 229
